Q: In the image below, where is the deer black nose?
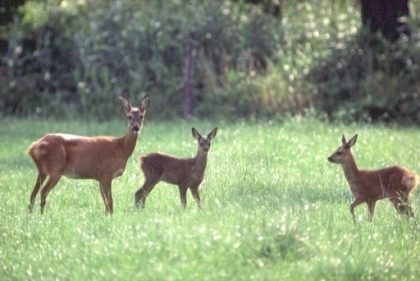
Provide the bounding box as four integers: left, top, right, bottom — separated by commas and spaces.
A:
132, 125, 139, 132
327, 157, 334, 163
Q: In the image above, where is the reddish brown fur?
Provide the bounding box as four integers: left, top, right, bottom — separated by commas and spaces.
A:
27, 95, 150, 215
328, 134, 419, 222
135, 127, 217, 208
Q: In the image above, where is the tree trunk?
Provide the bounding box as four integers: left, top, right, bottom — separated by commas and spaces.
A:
360, 0, 410, 41
183, 39, 197, 120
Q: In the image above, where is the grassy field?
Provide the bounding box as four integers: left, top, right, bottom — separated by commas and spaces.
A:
1, 118, 419, 281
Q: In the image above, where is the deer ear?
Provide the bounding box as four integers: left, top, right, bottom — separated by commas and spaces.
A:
192, 128, 201, 140
208, 127, 218, 140
139, 94, 150, 111
342, 134, 347, 145
119, 95, 131, 113
347, 134, 358, 147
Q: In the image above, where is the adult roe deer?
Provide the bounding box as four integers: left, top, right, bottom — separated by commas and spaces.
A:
27, 94, 150, 215
135, 127, 218, 209
328, 134, 419, 222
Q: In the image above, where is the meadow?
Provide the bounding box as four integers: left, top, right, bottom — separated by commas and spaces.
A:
1, 118, 419, 281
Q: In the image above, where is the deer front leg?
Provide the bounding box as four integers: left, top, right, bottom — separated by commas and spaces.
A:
350, 197, 365, 223
99, 178, 113, 215
178, 185, 188, 209
190, 184, 202, 209
99, 183, 107, 209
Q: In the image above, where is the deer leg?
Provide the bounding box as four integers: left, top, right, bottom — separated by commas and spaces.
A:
178, 185, 188, 209
98, 182, 107, 210
134, 179, 158, 208
367, 199, 377, 222
28, 170, 47, 213
350, 197, 365, 223
399, 193, 414, 217
404, 203, 414, 217
389, 197, 413, 217
190, 184, 201, 209
39, 174, 61, 214
99, 179, 113, 215
99, 184, 105, 201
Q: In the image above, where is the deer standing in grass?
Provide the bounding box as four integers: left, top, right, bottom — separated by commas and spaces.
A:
328, 134, 419, 222
27, 94, 150, 215
135, 127, 217, 209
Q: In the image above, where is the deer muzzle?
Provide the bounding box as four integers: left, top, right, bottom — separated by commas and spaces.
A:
132, 125, 140, 133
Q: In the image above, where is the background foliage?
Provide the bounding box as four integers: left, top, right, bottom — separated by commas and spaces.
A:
0, 0, 419, 123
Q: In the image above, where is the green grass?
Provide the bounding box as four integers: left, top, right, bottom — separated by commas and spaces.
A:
1, 118, 420, 281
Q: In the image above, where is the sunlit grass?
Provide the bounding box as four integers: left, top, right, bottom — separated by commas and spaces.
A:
1, 118, 419, 281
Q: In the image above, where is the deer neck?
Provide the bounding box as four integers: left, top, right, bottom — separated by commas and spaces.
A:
119, 126, 139, 159
193, 150, 208, 174
341, 154, 360, 182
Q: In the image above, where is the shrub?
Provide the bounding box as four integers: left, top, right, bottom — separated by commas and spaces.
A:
0, 22, 79, 118
309, 29, 420, 125
1, 0, 283, 120
1, 0, 420, 124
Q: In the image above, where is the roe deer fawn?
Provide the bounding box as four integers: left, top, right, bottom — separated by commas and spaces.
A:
328, 134, 419, 222
27, 94, 150, 215
135, 127, 218, 209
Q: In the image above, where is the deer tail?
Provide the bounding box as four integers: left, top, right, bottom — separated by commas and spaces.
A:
27, 141, 48, 161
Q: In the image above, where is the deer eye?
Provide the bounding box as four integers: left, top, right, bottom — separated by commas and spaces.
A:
336, 151, 342, 155
128, 116, 132, 120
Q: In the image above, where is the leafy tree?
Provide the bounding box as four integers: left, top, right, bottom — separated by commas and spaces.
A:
0, 0, 26, 26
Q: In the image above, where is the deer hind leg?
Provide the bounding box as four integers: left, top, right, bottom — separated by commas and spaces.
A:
389, 197, 413, 217
134, 178, 159, 208
36, 143, 68, 214
399, 192, 414, 217
28, 167, 47, 213
39, 174, 61, 214
99, 178, 113, 215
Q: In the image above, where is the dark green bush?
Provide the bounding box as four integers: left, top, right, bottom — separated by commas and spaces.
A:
0, 22, 79, 117
309, 28, 420, 125
1, 0, 420, 124
0, 0, 283, 120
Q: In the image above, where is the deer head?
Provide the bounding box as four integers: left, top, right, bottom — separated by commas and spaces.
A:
192, 127, 218, 153
327, 134, 358, 164
119, 94, 150, 133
